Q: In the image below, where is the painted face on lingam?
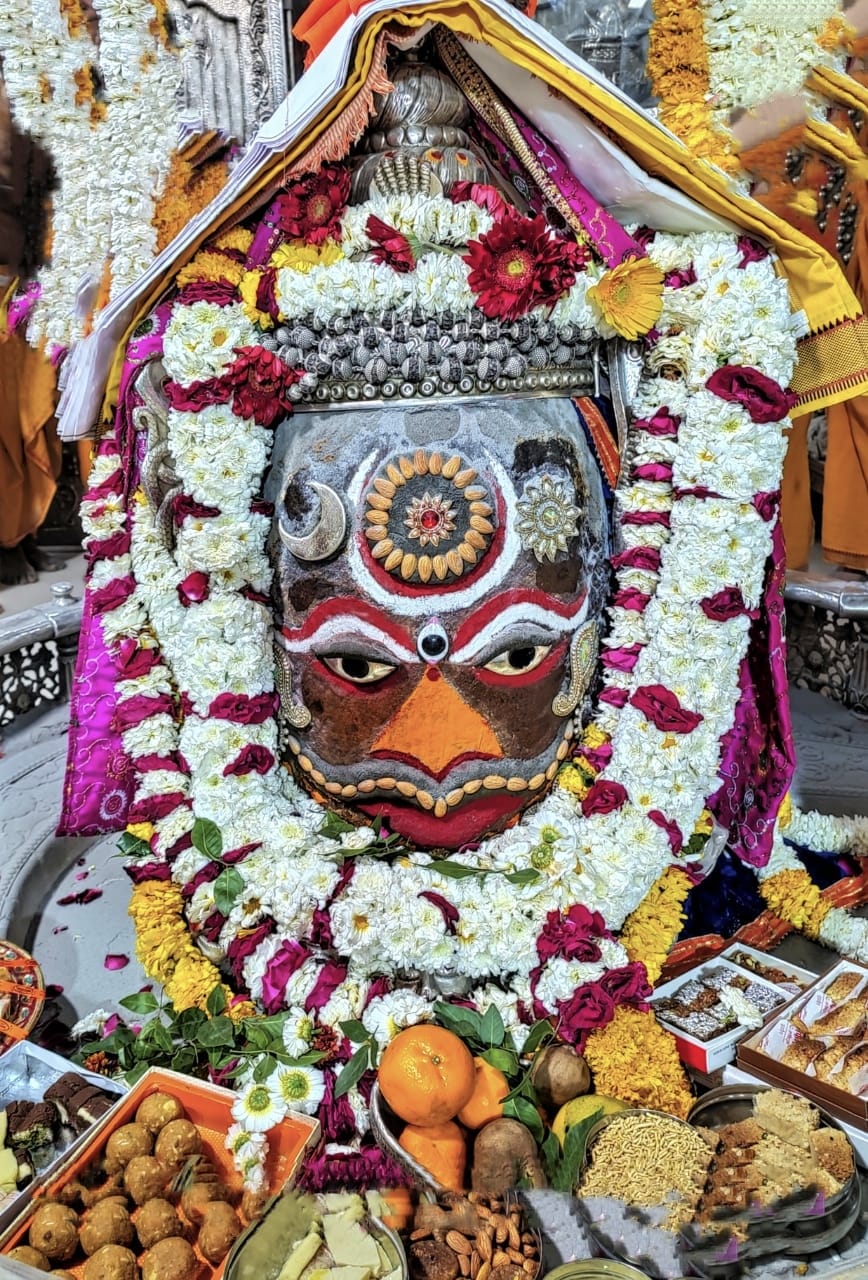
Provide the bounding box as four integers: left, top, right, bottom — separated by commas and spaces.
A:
267, 395, 609, 849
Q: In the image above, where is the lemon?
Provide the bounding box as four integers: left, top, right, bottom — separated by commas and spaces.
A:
551, 1093, 627, 1147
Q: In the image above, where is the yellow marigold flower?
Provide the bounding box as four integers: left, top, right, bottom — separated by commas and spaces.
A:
166, 952, 224, 1012
556, 764, 590, 799
587, 258, 664, 341
760, 869, 831, 939
126, 821, 155, 842
693, 808, 714, 837
175, 251, 244, 289
271, 240, 343, 274
582, 724, 610, 751
585, 1006, 692, 1119
229, 999, 256, 1022
620, 867, 691, 985
214, 227, 254, 254
239, 270, 276, 330
777, 793, 793, 831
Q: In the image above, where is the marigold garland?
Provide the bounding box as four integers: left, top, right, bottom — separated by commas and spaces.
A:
758, 867, 833, 939
584, 1005, 693, 1118
648, 0, 735, 173
154, 152, 231, 255
620, 866, 692, 986
129, 880, 252, 1018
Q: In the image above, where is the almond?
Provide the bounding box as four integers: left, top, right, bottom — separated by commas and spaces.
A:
446, 1233, 473, 1256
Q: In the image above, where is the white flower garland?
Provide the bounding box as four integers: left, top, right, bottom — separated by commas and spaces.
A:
3, 0, 183, 351
701, 0, 846, 140
89, 192, 813, 1043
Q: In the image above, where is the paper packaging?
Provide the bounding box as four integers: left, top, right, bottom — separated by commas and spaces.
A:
0, 1066, 320, 1279
737, 958, 868, 1132
718, 942, 814, 995
652, 957, 790, 1073
0, 1041, 126, 1233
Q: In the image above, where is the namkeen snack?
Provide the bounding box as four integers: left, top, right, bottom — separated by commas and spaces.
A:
578, 1111, 712, 1230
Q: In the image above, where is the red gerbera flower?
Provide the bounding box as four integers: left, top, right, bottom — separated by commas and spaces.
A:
366, 214, 416, 273
224, 346, 302, 427
274, 164, 351, 245
464, 211, 589, 321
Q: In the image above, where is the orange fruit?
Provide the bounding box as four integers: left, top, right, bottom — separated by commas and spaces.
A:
457, 1056, 509, 1129
378, 1025, 475, 1125
399, 1120, 467, 1191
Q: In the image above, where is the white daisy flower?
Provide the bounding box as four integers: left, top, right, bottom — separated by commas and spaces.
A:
273, 1064, 326, 1115
281, 1008, 315, 1057
231, 1079, 287, 1132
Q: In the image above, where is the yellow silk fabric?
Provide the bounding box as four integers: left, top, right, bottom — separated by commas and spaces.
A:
99, 1, 868, 424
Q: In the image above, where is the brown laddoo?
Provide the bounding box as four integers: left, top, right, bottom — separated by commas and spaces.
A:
124, 1154, 169, 1204
180, 1179, 230, 1224
135, 1093, 187, 1136
105, 1122, 154, 1173
80, 1199, 136, 1255
82, 1243, 139, 1280
136, 1198, 183, 1249
153, 1119, 201, 1172
198, 1200, 241, 1263
141, 1235, 198, 1280
28, 1203, 79, 1262
8, 1245, 51, 1271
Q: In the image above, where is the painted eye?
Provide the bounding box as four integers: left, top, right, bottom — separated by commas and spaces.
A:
321, 655, 396, 684
483, 645, 552, 676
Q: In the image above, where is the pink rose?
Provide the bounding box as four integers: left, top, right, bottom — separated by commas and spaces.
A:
223, 744, 276, 776
165, 377, 229, 413
85, 528, 132, 564
225, 346, 302, 427
91, 575, 135, 613
537, 904, 608, 965
706, 365, 797, 423
648, 808, 683, 854
419, 891, 459, 934
173, 494, 220, 523
208, 691, 279, 724
262, 939, 310, 1014
611, 546, 661, 572
634, 408, 680, 437
127, 792, 189, 823
558, 982, 616, 1049
175, 279, 238, 307
700, 587, 750, 621
177, 571, 210, 607
599, 962, 652, 1007
737, 235, 769, 267
620, 510, 670, 528
631, 461, 673, 482
134, 752, 188, 773
598, 686, 629, 708
305, 960, 348, 1013
601, 644, 642, 672
611, 587, 651, 612
222, 842, 262, 864
114, 693, 175, 732
581, 779, 628, 817
664, 266, 696, 288
114, 638, 161, 679
630, 684, 703, 733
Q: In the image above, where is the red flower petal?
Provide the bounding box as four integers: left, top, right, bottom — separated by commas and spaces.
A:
104, 954, 130, 971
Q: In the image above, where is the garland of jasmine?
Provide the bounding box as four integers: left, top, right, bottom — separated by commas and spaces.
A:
79, 172, 848, 1179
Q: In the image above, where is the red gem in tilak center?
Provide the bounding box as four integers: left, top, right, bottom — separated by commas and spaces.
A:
419, 509, 441, 531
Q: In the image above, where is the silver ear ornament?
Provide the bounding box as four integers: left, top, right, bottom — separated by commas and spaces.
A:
551, 620, 599, 717
278, 481, 347, 562
274, 640, 312, 731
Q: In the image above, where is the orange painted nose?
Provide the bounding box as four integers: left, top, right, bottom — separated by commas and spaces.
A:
371, 670, 504, 781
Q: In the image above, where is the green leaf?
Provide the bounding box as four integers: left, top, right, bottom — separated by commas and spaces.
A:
503, 1093, 545, 1145
176, 1007, 207, 1039
119, 991, 159, 1015
334, 1043, 373, 1099
550, 1108, 602, 1193
426, 859, 485, 880
540, 1130, 562, 1185
318, 811, 356, 838
339, 1020, 370, 1045
503, 869, 541, 886
481, 1046, 519, 1079
117, 831, 153, 859
480, 1003, 505, 1048
214, 865, 245, 916
171, 1048, 198, 1075
519, 1019, 555, 1058
197, 1016, 236, 1049
206, 985, 228, 1018
150, 1022, 175, 1055
253, 1055, 278, 1083
192, 816, 224, 861
433, 1003, 483, 1044
125, 1061, 152, 1087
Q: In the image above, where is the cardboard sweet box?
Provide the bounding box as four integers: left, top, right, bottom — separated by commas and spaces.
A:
737, 959, 868, 1132
0, 1042, 127, 1233
0, 1066, 320, 1279
652, 955, 803, 1073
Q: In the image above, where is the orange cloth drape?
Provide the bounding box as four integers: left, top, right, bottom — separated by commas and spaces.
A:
0, 329, 61, 548
780, 414, 814, 570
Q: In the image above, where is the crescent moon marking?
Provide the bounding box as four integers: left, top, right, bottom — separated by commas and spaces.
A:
279, 481, 347, 562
